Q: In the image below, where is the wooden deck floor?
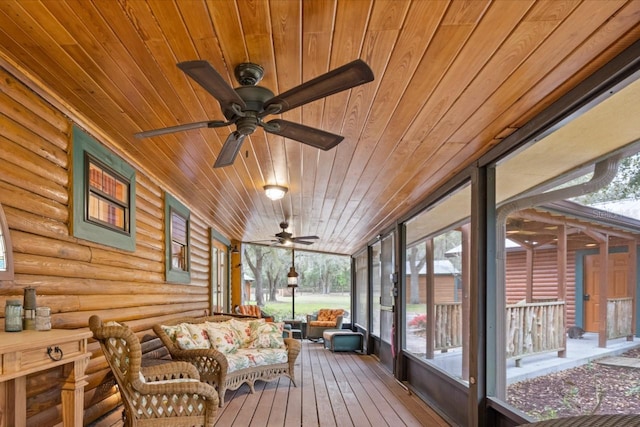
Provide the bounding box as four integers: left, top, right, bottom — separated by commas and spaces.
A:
90, 339, 449, 426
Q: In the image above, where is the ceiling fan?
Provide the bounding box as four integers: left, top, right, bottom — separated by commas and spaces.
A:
255, 221, 319, 246
135, 59, 374, 168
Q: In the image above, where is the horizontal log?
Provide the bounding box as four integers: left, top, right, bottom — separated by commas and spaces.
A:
14, 252, 165, 283
0, 114, 67, 167
136, 207, 164, 231
89, 246, 162, 273
5, 205, 69, 238
10, 274, 206, 295
83, 393, 122, 425
136, 192, 162, 215
0, 66, 69, 134
136, 172, 162, 199
11, 230, 91, 261
0, 157, 67, 204
1, 133, 68, 186
51, 302, 209, 328
0, 181, 68, 222
0, 89, 68, 152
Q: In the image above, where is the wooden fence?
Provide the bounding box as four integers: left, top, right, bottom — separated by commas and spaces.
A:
607, 297, 633, 339
434, 302, 462, 351
506, 301, 565, 365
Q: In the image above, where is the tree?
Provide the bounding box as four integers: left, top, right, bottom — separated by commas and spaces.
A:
243, 245, 266, 306
572, 152, 640, 204
408, 244, 426, 305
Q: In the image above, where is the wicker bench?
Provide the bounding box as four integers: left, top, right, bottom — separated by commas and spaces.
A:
323, 329, 363, 352
153, 315, 301, 406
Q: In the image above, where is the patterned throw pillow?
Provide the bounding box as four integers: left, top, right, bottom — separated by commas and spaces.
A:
185, 323, 211, 349
205, 321, 242, 353
165, 323, 211, 350
247, 322, 286, 349
228, 318, 265, 347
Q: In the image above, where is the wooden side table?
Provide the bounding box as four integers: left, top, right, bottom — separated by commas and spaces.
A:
0, 329, 92, 427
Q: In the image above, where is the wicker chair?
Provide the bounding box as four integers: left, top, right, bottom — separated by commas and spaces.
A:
306, 308, 345, 340
89, 315, 218, 427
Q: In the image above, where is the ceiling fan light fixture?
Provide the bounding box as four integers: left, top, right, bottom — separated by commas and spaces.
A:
264, 185, 288, 200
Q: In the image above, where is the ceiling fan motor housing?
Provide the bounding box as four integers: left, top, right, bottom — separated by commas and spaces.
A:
235, 62, 264, 85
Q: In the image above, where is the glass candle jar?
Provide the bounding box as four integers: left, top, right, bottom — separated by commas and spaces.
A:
35, 306, 51, 331
5, 299, 23, 332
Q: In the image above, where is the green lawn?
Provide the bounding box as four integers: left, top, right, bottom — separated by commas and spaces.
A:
261, 293, 350, 321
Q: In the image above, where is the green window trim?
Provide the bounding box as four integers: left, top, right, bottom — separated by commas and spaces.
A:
72, 126, 136, 251
165, 192, 191, 283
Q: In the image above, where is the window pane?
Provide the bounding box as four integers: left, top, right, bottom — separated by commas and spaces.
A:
171, 211, 188, 271
355, 251, 369, 328
492, 79, 640, 421
371, 242, 381, 337
404, 184, 471, 384
171, 211, 187, 244
88, 194, 126, 228
87, 159, 129, 233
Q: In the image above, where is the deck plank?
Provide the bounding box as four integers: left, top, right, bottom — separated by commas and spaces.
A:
88, 340, 449, 427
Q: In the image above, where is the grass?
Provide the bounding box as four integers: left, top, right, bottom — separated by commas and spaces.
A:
259, 293, 350, 322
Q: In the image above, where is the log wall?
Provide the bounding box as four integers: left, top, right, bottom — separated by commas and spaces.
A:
0, 66, 218, 425
506, 248, 577, 327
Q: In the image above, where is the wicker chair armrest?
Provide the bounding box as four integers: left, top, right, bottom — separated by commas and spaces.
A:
306, 313, 318, 322
132, 376, 219, 404
140, 361, 200, 381
283, 337, 301, 359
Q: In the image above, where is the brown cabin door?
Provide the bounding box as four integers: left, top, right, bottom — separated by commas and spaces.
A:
584, 253, 629, 332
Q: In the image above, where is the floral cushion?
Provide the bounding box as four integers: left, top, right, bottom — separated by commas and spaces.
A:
185, 323, 211, 349
228, 318, 265, 346
204, 321, 242, 353
226, 348, 288, 373
161, 323, 211, 350
247, 322, 285, 349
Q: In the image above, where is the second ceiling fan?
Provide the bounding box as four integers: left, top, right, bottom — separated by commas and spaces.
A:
136, 59, 374, 168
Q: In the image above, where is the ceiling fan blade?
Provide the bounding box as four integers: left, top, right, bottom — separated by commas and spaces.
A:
265, 119, 344, 150
134, 120, 229, 139
178, 60, 246, 114
264, 59, 373, 114
293, 235, 319, 240
293, 240, 315, 245
214, 132, 246, 168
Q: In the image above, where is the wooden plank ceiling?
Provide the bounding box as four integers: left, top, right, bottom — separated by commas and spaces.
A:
0, 0, 638, 254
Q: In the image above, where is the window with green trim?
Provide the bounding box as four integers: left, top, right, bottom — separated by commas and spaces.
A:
165, 192, 190, 283
72, 126, 136, 251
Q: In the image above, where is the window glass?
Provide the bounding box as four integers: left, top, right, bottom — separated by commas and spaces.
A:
404, 184, 471, 384
0, 202, 13, 280
165, 192, 190, 283
371, 241, 381, 337
354, 250, 369, 330
170, 210, 188, 271
87, 158, 129, 232
491, 77, 640, 421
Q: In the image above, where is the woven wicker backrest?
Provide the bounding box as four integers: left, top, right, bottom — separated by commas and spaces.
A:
89, 316, 142, 403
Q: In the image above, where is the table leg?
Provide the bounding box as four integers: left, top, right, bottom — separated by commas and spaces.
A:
3, 376, 26, 427
61, 356, 89, 427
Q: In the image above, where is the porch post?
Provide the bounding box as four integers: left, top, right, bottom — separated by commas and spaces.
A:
598, 237, 609, 348
525, 246, 534, 303
426, 238, 435, 359
461, 223, 471, 380
557, 225, 567, 358
628, 241, 637, 341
